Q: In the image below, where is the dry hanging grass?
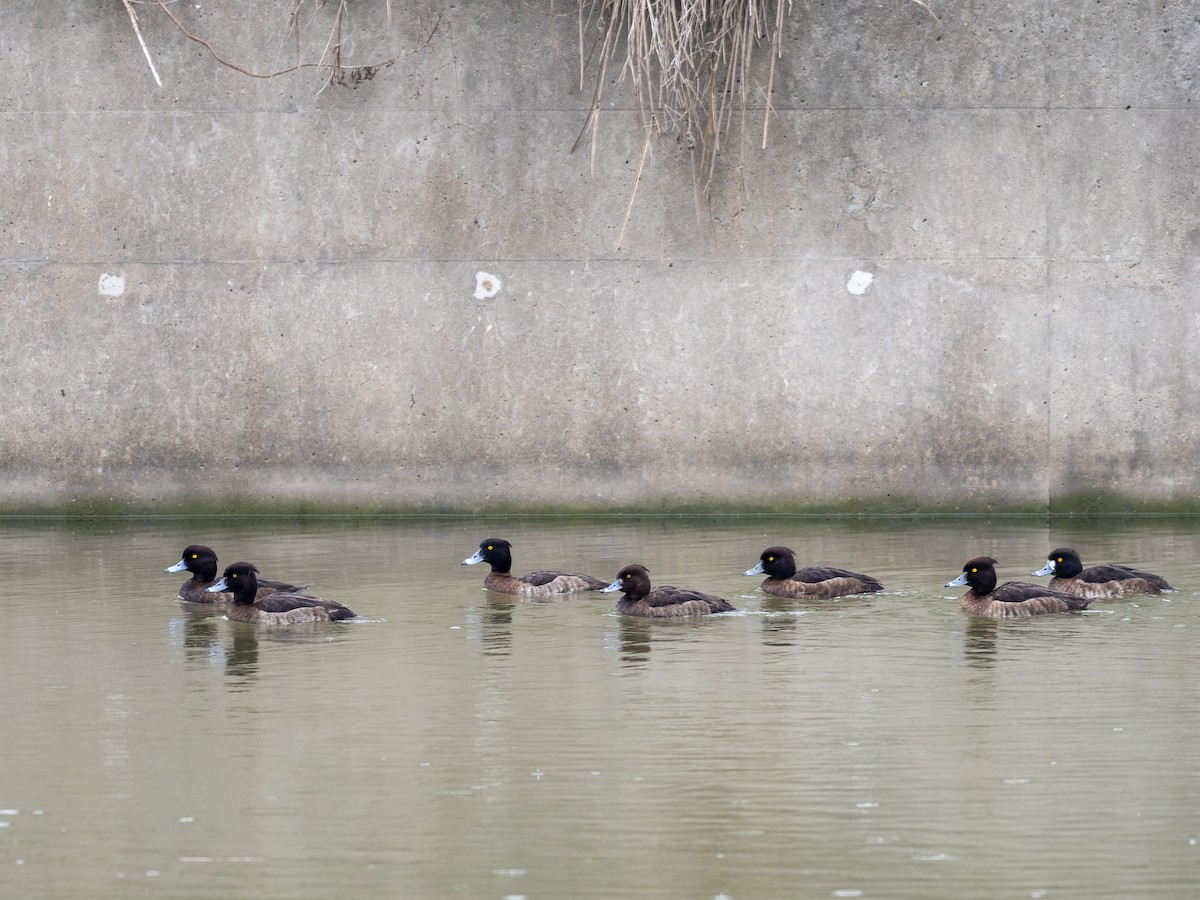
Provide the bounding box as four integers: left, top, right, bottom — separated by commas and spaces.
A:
123, 0, 440, 92
574, 0, 791, 199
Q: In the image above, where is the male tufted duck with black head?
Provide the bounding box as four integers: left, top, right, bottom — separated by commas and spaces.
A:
164, 544, 310, 604
744, 546, 884, 599
946, 556, 1090, 618
461, 538, 607, 596
1031, 547, 1172, 599
206, 562, 357, 624
601, 563, 736, 618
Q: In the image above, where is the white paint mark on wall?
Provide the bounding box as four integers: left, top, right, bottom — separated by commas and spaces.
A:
846, 270, 874, 295
474, 271, 502, 299
99, 273, 126, 297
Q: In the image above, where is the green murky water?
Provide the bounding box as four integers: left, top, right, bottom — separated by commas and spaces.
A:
1, 516, 1198, 898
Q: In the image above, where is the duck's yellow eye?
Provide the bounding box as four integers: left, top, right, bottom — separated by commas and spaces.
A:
191, 554, 198, 559
1056, 557, 1063, 562
486, 545, 493, 550
767, 556, 775, 562
970, 567, 977, 573
231, 573, 237, 579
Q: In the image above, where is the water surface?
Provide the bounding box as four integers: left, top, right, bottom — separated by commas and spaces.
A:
1, 516, 1198, 898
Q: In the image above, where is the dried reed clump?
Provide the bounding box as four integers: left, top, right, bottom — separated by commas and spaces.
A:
575, 0, 791, 183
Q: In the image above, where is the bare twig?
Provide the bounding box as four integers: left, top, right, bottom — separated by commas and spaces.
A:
153, 0, 308, 78
910, 0, 942, 24
150, 0, 441, 85
313, 0, 350, 95
122, 0, 162, 87
613, 120, 656, 252
761, 0, 784, 150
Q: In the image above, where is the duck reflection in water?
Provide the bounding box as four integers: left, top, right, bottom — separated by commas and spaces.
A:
959, 612, 1090, 674
222, 623, 261, 683
606, 613, 732, 669
759, 596, 804, 646
172, 607, 262, 683
480, 596, 516, 656
174, 606, 224, 662
614, 616, 653, 666
962, 616, 1000, 668
222, 624, 358, 687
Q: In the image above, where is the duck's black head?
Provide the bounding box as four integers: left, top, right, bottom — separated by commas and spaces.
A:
206, 562, 260, 604
948, 556, 999, 594
1046, 548, 1083, 578
602, 564, 652, 601
165, 545, 219, 581
462, 538, 513, 573
750, 546, 798, 580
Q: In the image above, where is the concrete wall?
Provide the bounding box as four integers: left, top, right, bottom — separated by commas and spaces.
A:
2, 1, 1198, 513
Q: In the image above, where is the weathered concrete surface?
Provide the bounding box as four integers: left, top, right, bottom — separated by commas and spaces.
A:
1, 1, 1198, 512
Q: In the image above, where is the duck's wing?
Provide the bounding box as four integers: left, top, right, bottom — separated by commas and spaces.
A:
520, 570, 605, 589
992, 581, 1088, 606
794, 566, 860, 583
794, 566, 884, 591
647, 586, 734, 612
644, 585, 689, 607
254, 591, 356, 618
1082, 564, 1170, 588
